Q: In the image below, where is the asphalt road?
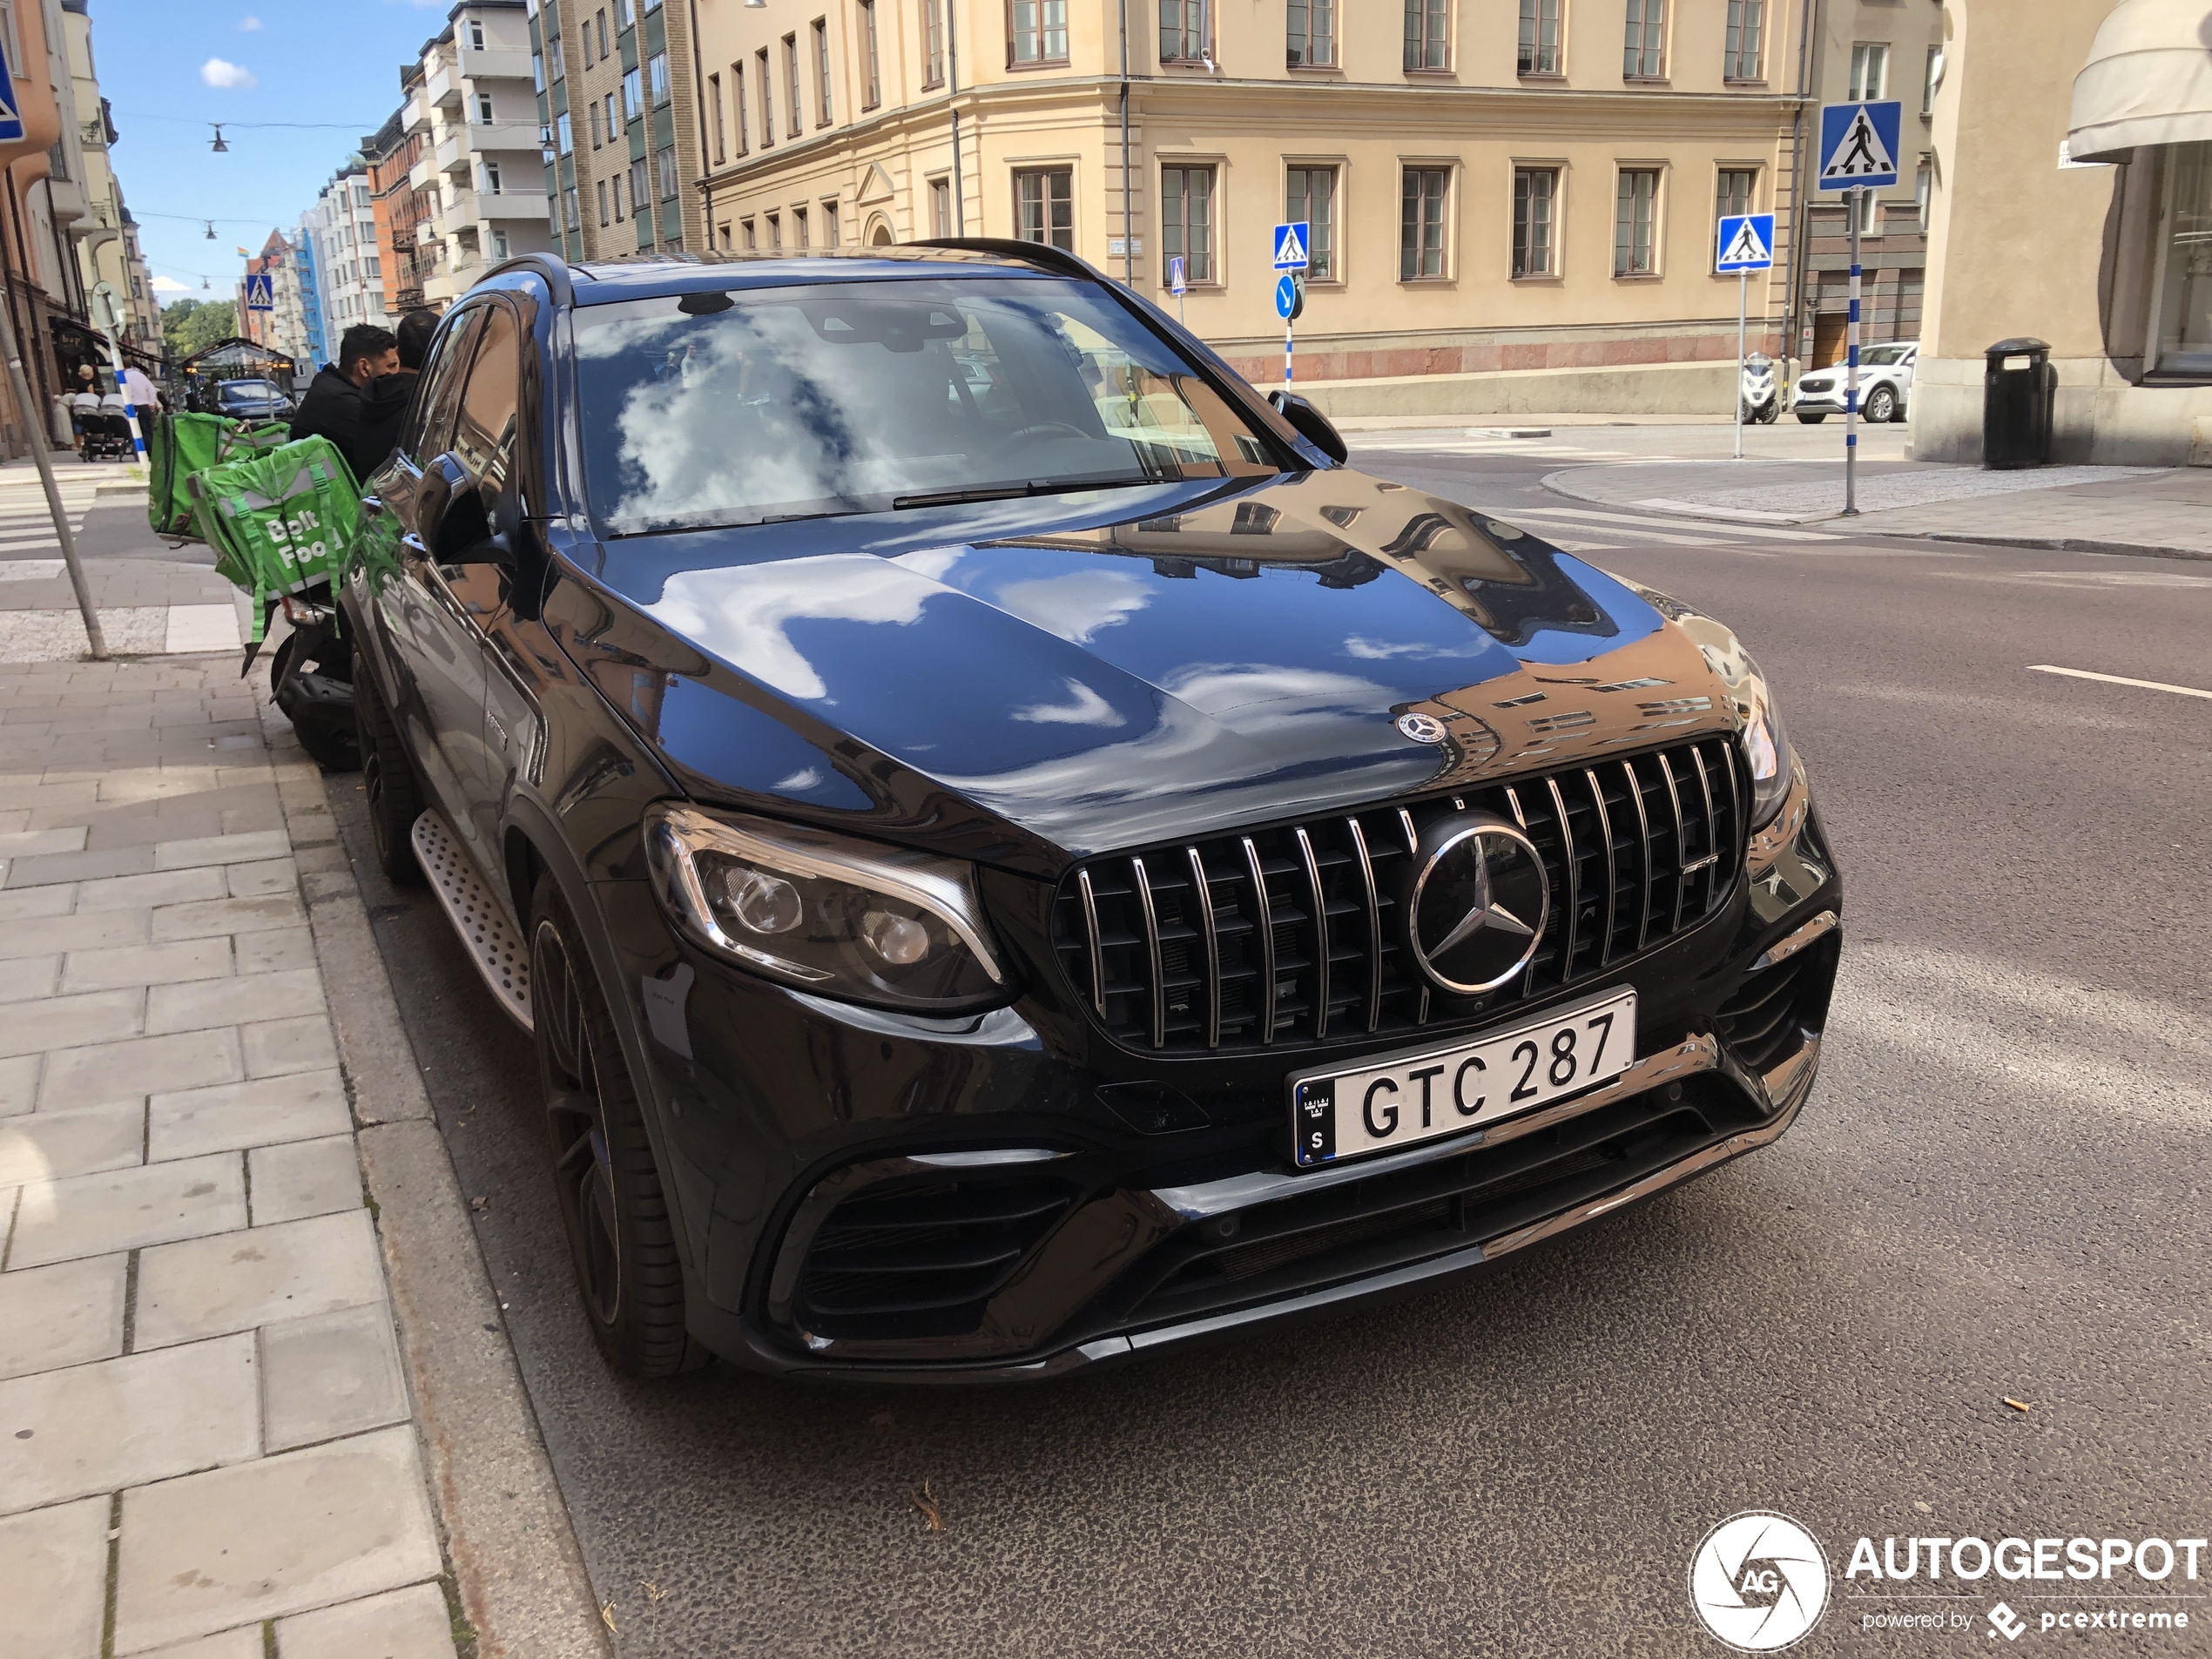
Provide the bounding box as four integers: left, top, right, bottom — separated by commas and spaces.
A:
324, 427, 2212, 1658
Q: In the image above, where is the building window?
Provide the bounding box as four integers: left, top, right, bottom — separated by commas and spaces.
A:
556, 111, 573, 154
492, 229, 509, 260
758, 49, 773, 144
1849, 42, 1886, 100
650, 51, 671, 106
533, 51, 543, 91
1518, 0, 1560, 74
734, 64, 750, 153
1922, 44, 1940, 115
475, 92, 496, 124
1716, 167, 1755, 223
1615, 168, 1658, 273
923, 0, 947, 86
1285, 165, 1336, 280
1400, 165, 1448, 278
606, 91, 620, 139
1915, 160, 1932, 232
795, 205, 810, 248
930, 176, 953, 236
1161, 164, 1214, 282
1288, 0, 1334, 66
813, 18, 833, 120
860, 1, 881, 106
1623, 0, 1663, 77
822, 199, 840, 246
469, 19, 486, 49
1009, 0, 1068, 65
485, 159, 504, 194
1404, 0, 1447, 71
598, 179, 610, 226
1015, 166, 1074, 249
598, 9, 610, 54
767, 211, 783, 250
657, 143, 678, 199
1513, 166, 1557, 276
743, 217, 757, 248
624, 67, 643, 121
590, 103, 603, 147
564, 185, 581, 230
1855, 187, 1879, 236
618, 0, 636, 26
613, 172, 626, 221
1160, 1, 1207, 64
784, 35, 802, 137
631, 157, 651, 215
1723, 0, 1762, 80
583, 17, 595, 66
549, 37, 566, 80
711, 73, 725, 164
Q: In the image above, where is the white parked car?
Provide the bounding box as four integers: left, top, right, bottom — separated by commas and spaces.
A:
1793, 341, 1918, 423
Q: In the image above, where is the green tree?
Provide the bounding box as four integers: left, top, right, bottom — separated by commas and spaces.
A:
162, 299, 236, 360
159, 298, 199, 358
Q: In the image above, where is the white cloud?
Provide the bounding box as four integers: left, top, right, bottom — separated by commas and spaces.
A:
236, 15, 262, 30
200, 57, 258, 89
150, 275, 189, 293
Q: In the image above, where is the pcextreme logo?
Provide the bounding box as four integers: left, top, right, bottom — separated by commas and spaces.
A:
1689, 1512, 1831, 1651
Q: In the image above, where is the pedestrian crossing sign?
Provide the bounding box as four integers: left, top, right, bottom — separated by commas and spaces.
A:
1818, 100, 1902, 190
1271, 221, 1310, 272
1715, 213, 1776, 273
244, 273, 274, 312
0, 46, 21, 143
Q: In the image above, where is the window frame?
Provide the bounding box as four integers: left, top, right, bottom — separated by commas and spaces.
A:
928, 176, 954, 238
1921, 44, 1940, 116
1849, 42, 1887, 102
733, 63, 750, 155
1403, 0, 1450, 73
860, 0, 882, 108
1286, 0, 1336, 69
1613, 165, 1662, 276
1915, 159, 1932, 233
784, 34, 802, 138
1713, 166, 1758, 269
758, 47, 775, 145
1159, 0, 1211, 66
1014, 164, 1076, 251
1512, 164, 1561, 280
922, 0, 947, 87
1399, 162, 1453, 280
813, 18, 833, 124
1723, 0, 1764, 83
1159, 160, 1219, 286
649, 50, 671, 108
1622, 0, 1666, 80
1518, 0, 1561, 77
1285, 161, 1340, 283
710, 71, 725, 165
1008, 0, 1069, 67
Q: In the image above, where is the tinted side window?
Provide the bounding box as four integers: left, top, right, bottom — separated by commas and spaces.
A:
401, 307, 484, 463
451, 304, 522, 497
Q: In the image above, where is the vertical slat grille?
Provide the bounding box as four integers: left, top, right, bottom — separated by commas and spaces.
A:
1052, 737, 1745, 1054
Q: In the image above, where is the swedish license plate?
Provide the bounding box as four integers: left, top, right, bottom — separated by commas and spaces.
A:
1290, 990, 1637, 1169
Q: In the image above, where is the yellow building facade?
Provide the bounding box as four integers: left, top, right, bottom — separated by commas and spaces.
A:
691, 0, 1811, 415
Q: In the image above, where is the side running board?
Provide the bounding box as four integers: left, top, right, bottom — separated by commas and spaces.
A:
410, 812, 534, 1032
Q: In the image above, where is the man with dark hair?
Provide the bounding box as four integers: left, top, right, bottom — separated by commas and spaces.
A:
288, 323, 401, 482
395, 307, 438, 372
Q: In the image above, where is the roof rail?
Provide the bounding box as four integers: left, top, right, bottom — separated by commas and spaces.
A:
914, 237, 1106, 284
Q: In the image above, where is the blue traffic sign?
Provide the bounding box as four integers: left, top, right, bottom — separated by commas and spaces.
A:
1274, 273, 1301, 320
1715, 212, 1776, 273
1168, 255, 1188, 297
1817, 100, 1902, 191
244, 273, 275, 312
0, 44, 21, 143
1271, 221, 1311, 272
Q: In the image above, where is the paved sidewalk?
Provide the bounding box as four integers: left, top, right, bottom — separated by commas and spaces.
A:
1543, 453, 2212, 558
0, 475, 604, 1657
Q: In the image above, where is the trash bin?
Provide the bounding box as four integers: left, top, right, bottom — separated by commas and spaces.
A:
1983, 337, 2053, 469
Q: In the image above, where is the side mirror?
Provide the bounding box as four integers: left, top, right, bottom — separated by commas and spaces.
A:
1269, 390, 1348, 466
419, 452, 499, 563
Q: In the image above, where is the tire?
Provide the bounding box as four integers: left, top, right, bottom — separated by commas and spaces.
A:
1796, 412, 1826, 424
271, 631, 361, 772
353, 658, 424, 886
1865, 385, 1898, 424
529, 873, 705, 1379
1755, 399, 1781, 425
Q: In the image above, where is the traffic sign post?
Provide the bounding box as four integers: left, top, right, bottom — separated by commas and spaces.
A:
1817, 102, 1900, 516
1716, 214, 1776, 461
1271, 223, 1310, 388
1168, 255, 1188, 325
244, 273, 274, 313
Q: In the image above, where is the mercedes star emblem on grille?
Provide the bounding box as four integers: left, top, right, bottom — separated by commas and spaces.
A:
1395, 711, 1449, 744
1408, 813, 1551, 995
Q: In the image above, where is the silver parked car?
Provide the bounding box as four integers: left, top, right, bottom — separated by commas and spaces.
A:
1793, 341, 1917, 424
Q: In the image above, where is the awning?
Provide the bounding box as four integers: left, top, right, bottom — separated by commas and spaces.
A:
2070, 0, 2212, 162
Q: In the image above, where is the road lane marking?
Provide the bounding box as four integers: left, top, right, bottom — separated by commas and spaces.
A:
2028, 664, 2212, 701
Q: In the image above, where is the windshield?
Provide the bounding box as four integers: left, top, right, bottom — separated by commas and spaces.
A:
570, 276, 1279, 535
1860, 346, 1913, 366
223, 381, 280, 397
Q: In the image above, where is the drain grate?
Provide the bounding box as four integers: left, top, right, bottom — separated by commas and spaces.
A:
411, 813, 533, 1031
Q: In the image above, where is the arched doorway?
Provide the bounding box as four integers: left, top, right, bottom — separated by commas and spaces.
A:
867, 216, 895, 246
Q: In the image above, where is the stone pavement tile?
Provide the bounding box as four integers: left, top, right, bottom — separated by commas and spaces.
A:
0, 807, 24, 832
249, 1135, 360, 1226
293, 843, 348, 875
149, 1070, 348, 1163
226, 857, 296, 898
237, 928, 315, 976
0, 1494, 110, 1659
128, 1629, 263, 1659
87, 811, 232, 853
153, 831, 289, 872
0, 825, 86, 857
0, 1100, 145, 1183
39, 1028, 240, 1111
243, 1015, 338, 1080
4, 842, 157, 887
0, 951, 58, 1001
0, 881, 73, 920
0, 775, 96, 808
0, 904, 147, 958
261, 1304, 408, 1453
147, 968, 321, 1036
276, 1581, 457, 1659
61, 936, 232, 995
74, 866, 227, 912
0, 1332, 259, 1512
134, 1210, 384, 1351
0, 987, 144, 1059
0, 1252, 126, 1380
112, 1426, 442, 1656
10, 1150, 246, 1266
0, 1052, 36, 1116
151, 893, 306, 941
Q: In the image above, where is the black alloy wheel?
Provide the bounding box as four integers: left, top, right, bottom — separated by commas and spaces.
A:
353, 664, 423, 886
529, 875, 704, 1378
1865, 384, 1898, 423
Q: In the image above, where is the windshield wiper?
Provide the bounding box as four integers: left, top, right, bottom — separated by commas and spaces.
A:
891, 473, 1166, 511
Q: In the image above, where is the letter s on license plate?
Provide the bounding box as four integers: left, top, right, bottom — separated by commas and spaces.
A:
1290, 990, 1636, 1168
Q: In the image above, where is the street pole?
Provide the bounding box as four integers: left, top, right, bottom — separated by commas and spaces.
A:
1844, 185, 1861, 516
1285, 314, 1293, 388
0, 280, 105, 658
1733, 268, 1747, 460
946, 0, 963, 234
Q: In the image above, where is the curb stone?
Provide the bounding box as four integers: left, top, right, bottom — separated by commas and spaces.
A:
257, 685, 610, 1659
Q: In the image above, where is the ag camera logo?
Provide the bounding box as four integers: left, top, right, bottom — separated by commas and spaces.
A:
1689, 1512, 1831, 1651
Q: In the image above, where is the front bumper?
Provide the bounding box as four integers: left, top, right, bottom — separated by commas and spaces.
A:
622, 775, 1842, 1384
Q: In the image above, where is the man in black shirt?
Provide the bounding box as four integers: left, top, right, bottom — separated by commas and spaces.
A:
288, 324, 400, 483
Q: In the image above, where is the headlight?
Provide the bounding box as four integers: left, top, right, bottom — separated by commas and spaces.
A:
1736, 653, 1793, 830
643, 804, 1011, 1012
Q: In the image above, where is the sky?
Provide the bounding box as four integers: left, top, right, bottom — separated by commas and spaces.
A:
87, 0, 465, 307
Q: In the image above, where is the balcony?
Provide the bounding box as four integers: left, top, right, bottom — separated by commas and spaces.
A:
459, 46, 532, 82
468, 121, 544, 153
426, 59, 461, 108
408, 149, 436, 191
403, 96, 430, 137
475, 190, 551, 221
437, 129, 471, 174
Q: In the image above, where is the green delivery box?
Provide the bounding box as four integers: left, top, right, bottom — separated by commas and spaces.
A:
186, 436, 361, 642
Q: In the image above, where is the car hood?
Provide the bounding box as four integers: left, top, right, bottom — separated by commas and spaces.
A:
549, 468, 1742, 870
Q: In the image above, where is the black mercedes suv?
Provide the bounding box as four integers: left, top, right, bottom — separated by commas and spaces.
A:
344, 243, 1841, 1382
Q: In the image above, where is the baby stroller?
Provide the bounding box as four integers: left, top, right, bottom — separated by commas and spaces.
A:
74, 391, 134, 462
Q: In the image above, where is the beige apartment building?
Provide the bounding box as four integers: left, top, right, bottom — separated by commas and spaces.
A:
691, 0, 1813, 415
